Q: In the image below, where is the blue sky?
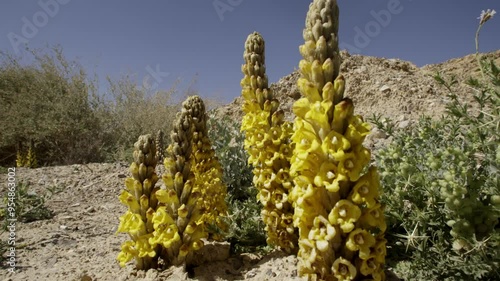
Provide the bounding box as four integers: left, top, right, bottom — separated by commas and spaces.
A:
1, 0, 499, 103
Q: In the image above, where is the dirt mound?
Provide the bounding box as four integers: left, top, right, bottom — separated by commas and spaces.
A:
215, 50, 500, 124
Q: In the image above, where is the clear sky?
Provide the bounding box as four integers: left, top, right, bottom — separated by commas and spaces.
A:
1, 0, 499, 103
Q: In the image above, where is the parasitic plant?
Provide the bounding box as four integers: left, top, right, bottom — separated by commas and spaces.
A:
116, 134, 160, 269
117, 96, 227, 269
240, 32, 298, 253
288, 0, 387, 279
184, 96, 228, 241
16, 140, 37, 168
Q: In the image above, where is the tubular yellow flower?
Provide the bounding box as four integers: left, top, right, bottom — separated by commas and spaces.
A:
359, 203, 387, 232
332, 257, 357, 281
356, 254, 380, 277
117, 241, 138, 267
372, 238, 387, 264
117, 211, 146, 236
349, 167, 380, 208
346, 229, 376, 260
328, 200, 362, 233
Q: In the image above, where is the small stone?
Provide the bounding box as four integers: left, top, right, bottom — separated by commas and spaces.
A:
80, 274, 92, 281
246, 270, 257, 278
370, 127, 387, 139
60, 225, 68, 230
398, 120, 411, 129
266, 269, 277, 277
380, 85, 391, 93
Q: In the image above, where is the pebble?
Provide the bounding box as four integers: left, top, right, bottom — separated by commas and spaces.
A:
380, 85, 391, 93
398, 120, 411, 129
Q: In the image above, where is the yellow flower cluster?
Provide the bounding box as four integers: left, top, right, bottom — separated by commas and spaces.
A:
117, 96, 227, 269
240, 32, 297, 253
183, 96, 228, 241
154, 97, 208, 265
116, 134, 160, 269
16, 140, 37, 168
289, 0, 387, 280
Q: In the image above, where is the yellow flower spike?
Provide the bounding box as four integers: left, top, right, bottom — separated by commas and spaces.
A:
349, 167, 380, 208
346, 229, 376, 260
328, 200, 362, 233
332, 257, 357, 281
241, 37, 297, 254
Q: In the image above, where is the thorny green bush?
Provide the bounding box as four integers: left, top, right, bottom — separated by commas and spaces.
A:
207, 114, 268, 253
374, 55, 499, 280
207, 114, 254, 200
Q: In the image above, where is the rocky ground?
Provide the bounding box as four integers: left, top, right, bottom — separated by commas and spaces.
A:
1, 50, 498, 281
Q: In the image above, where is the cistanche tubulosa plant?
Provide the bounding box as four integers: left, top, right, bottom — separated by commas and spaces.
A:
116, 134, 160, 269
116, 95, 228, 270
288, 0, 386, 279
240, 32, 298, 253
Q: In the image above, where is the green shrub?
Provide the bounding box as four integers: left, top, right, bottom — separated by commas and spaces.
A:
374, 56, 499, 280
207, 114, 254, 200
0, 47, 181, 165
0, 47, 110, 165
1, 182, 54, 230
